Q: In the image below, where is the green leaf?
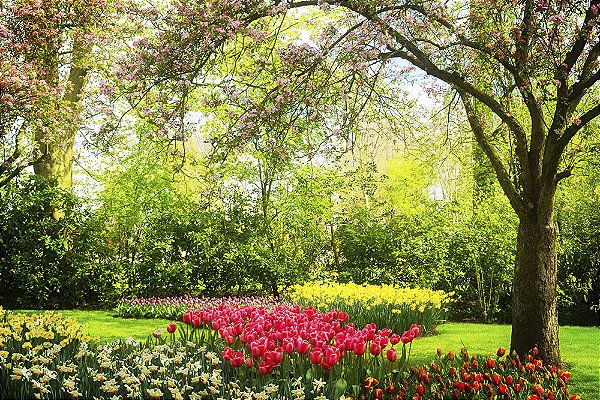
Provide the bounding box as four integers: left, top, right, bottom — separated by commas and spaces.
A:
334, 378, 347, 398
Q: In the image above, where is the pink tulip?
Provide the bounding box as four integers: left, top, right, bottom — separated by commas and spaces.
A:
309, 348, 323, 364
297, 340, 310, 354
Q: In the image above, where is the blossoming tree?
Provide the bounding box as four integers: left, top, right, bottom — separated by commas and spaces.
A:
120, 0, 599, 364
0, 0, 112, 193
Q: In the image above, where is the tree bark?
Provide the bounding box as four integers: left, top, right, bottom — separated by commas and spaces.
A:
33, 41, 88, 219
33, 129, 76, 190
511, 193, 560, 364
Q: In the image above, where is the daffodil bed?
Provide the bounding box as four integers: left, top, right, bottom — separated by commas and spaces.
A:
0, 305, 583, 400
285, 282, 451, 335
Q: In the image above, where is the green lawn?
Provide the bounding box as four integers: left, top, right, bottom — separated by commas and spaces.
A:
16, 309, 174, 344
12, 311, 600, 399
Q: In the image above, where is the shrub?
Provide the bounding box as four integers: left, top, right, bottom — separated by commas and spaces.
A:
0, 177, 107, 309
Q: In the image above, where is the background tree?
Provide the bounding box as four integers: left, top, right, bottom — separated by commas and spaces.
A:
0, 0, 114, 195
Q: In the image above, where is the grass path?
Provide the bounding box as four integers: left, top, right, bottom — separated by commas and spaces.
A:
18, 311, 600, 399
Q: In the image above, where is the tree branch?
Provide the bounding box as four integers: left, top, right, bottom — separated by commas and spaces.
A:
559, 103, 600, 148
458, 89, 526, 217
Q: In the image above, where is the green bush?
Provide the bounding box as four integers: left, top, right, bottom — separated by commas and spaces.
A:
0, 177, 106, 309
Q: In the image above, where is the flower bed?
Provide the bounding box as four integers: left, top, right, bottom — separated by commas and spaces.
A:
1, 306, 581, 399
179, 303, 422, 395
114, 295, 279, 319
357, 347, 580, 400
286, 282, 451, 334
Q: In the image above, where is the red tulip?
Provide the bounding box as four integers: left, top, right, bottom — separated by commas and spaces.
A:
230, 352, 244, 368
378, 336, 389, 348
369, 341, 382, 356
258, 361, 272, 375
182, 312, 191, 324
492, 373, 501, 385
309, 348, 323, 364
498, 384, 509, 395
497, 347, 506, 357
166, 323, 177, 334
390, 334, 401, 345
250, 344, 263, 358
386, 348, 397, 362
221, 347, 233, 361
354, 340, 367, 355
297, 340, 310, 354
514, 383, 522, 393
400, 331, 413, 344
374, 388, 384, 399
410, 324, 421, 337
338, 311, 349, 322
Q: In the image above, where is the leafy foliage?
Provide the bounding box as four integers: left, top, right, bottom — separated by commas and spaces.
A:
0, 176, 104, 308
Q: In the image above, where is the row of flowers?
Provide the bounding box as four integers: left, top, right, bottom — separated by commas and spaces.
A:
1, 305, 581, 399
115, 296, 279, 320
115, 282, 451, 336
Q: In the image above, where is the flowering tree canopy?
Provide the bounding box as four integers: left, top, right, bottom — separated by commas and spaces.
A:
117, 0, 599, 364
0, 0, 113, 191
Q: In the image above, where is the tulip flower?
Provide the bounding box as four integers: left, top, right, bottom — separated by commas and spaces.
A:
309, 348, 323, 364
410, 324, 421, 337
369, 341, 382, 356
166, 323, 177, 334
230, 352, 244, 368
297, 340, 310, 354
354, 340, 367, 355
386, 347, 397, 362
221, 347, 233, 361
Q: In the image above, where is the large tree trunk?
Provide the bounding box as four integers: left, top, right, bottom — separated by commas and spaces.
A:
33, 129, 76, 190
511, 193, 560, 364
33, 54, 87, 218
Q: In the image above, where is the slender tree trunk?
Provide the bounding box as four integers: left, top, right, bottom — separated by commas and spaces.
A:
511, 192, 560, 364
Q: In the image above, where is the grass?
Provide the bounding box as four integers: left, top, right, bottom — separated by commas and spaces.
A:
15, 309, 174, 344
10, 311, 599, 399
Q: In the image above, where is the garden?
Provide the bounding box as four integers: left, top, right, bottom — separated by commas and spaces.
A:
1, 0, 600, 399
2, 284, 598, 399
